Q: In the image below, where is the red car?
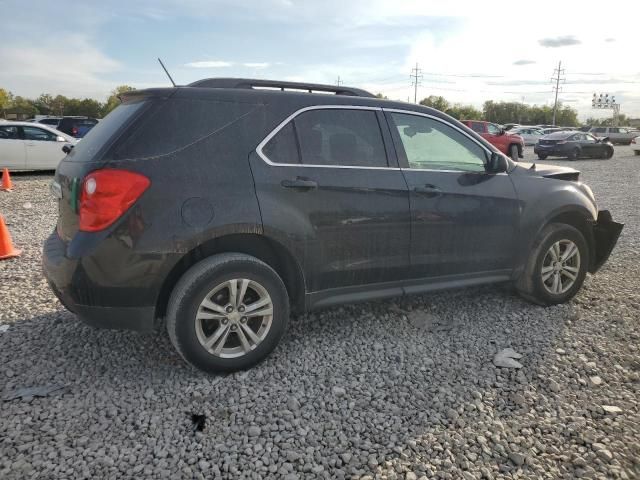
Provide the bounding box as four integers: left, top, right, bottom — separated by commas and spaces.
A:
461, 120, 524, 161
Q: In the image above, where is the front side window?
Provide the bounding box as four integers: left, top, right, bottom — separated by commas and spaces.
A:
23, 126, 57, 141
584, 134, 596, 143
390, 113, 486, 172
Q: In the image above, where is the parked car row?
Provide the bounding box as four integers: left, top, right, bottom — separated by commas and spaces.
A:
28, 116, 99, 138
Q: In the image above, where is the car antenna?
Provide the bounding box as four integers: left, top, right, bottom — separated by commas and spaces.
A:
157, 58, 177, 87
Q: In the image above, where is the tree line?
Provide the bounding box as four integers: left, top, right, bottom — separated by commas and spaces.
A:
0, 85, 135, 119
418, 95, 580, 126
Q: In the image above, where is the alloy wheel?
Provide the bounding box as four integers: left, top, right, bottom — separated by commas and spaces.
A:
195, 278, 273, 358
541, 239, 581, 295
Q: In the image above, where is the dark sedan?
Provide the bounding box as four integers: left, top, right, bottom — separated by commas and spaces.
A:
534, 131, 614, 160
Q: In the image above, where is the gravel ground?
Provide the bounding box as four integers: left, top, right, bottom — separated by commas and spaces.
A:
1, 146, 639, 479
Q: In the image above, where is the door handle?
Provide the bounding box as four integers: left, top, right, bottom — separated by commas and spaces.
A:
413, 184, 442, 197
281, 177, 318, 190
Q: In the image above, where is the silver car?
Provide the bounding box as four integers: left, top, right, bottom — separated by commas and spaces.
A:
588, 127, 639, 145
510, 127, 545, 146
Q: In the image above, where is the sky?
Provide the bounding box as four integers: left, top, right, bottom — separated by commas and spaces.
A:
1, 0, 639, 120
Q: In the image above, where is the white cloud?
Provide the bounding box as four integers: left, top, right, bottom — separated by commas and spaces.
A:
184, 61, 233, 68
0, 34, 121, 100
243, 62, 270, 69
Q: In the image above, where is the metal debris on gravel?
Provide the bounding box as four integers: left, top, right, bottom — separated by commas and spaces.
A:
1, 148, 639, 479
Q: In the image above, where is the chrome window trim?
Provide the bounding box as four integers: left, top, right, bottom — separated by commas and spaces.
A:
255, 104, 507, 175
255, 105, 400, 170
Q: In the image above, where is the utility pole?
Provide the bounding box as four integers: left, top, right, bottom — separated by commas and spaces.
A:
410, 63, 423, 103
551, 61, 565, 126
335, 76, 343, 86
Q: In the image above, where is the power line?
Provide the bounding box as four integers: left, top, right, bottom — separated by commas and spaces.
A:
410, 63, 423, 103
551, 61, 566, 126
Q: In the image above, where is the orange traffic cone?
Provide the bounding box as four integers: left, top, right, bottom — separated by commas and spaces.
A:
0, 215, 20, 260
1, 168, 12, 191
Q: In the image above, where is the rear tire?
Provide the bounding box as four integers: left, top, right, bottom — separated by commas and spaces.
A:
166, 253, 290, 373
634, 150, 640, 156
515, 223, 589, 306
509, 144, 519, 161
567, 148, 580, 161
537, 154, 548, 160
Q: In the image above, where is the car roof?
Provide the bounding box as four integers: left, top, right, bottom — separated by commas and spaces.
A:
545, 131, 578, 139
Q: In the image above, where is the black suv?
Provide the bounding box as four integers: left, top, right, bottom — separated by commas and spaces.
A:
43, 78, 623, 372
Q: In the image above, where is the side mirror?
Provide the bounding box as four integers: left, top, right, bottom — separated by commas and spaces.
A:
62, 144, 74, 154
488, 152, 508, 173
498, 128, 506, 136
56, 135, 66, 142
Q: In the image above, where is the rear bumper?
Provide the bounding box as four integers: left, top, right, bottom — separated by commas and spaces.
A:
589, 210, 624, 273
42, 230, 158, 332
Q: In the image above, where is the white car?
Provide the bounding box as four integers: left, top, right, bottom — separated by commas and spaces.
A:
632, 136, 640, 155
0, 121, 77, 170
510, 127, 545, 146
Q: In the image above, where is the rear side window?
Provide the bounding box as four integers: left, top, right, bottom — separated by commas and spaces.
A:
0, 126, 19, 139
114, 98, 259, 160
262, 108, 388, 168
293, 109, 387, 167
470, 122, 485, 133
262, 122, 300, 164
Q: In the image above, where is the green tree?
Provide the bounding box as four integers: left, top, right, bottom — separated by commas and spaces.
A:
9, 96, 38, 117
0, 88, 11, 118
35, 94, 54, 115
446, 104, 482, 121
375, 93, 388, 100
419, 95, 450, 112
102, 85, 135, 116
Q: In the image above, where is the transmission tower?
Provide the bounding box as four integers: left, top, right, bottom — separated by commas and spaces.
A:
335, 76, 343, 86
551, 61, 566, 126
410, 63, 423, 104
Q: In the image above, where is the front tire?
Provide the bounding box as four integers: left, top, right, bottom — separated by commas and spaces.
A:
509, 144, 519, 161
167, 253, 290, 373
515, 223, 589, 306
537, 154, 548, 160
600, 147, 613, 159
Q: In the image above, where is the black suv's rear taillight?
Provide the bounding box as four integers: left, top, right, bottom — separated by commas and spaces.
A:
79, 170, 150, 232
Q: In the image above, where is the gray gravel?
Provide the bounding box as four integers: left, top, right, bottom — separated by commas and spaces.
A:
1, 146, 639, 479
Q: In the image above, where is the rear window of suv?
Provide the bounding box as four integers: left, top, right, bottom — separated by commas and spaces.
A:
113, 98, 259, 160
66, 101, 147, 161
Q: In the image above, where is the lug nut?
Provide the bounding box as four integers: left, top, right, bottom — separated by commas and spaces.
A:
238, 305, 245, 312
231, 325, 237, 331
221, 318, 228, 324
226, 305, 234, 313
240, 317, 247, 323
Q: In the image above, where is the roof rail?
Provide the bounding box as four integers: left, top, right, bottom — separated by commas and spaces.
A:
187, 78, 375, 98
